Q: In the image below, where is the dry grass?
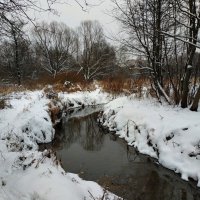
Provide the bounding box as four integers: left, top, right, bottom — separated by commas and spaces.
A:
99, 76, 150, 95
0, 85, 27, 95
0, 72, 152, 98
49, 105, 61, 124
26, 72, 86, 86
0, 72, 93, 95
25, 72, 94, 93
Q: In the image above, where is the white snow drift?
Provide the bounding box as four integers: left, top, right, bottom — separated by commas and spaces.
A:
1, 87, 200, 200
0, 89, 117, 200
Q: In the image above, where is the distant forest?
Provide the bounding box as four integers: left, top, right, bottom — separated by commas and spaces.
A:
1, 0, 200, 111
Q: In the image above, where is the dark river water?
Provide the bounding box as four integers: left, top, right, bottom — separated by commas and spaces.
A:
43, 107, 200, 200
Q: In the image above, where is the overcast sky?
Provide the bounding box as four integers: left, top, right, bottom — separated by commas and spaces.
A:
32, 0, 120, 40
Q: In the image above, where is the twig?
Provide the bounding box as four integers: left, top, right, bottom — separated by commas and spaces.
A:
0, 150, 5, 161
88, 190, 96, 200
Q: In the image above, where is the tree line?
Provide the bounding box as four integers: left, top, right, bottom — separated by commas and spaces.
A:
0, 0, 117, 84
0, 20, 117, 84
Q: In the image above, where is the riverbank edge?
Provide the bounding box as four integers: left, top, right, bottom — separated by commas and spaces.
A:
0, 89, 120, 200
98, 96, 200, 187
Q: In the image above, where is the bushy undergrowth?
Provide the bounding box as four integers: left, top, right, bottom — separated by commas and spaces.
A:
0, 72, 155, 99
0, 72, 93, 94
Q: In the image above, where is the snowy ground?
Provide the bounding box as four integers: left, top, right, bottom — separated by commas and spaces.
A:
100, 95, 200, 186
1, 87, 200, 200
0, 89, 119, 200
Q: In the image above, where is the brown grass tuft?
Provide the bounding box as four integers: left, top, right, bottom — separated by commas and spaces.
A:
48, 102, 62, 124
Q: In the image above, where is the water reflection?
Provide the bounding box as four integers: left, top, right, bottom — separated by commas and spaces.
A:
58, 114, 105, 151
52, 109, 200, 200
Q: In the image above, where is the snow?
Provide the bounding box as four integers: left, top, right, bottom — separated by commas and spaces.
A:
1, 86, 200, 199
187, 65, 193, 69
100, 95, 200, 186
0, 150, 116, 200
0, 91, 54, 151
58, 88, 111, 108
0, 89, 118, 200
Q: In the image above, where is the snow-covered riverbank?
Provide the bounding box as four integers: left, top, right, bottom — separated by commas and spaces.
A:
1, 88, 200, 200
100, 95, 200, 186
0, 89, 118, 200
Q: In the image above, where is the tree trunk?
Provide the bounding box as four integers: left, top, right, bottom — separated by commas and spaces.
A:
190, 86, 200, 111
13, 27, 21, 86
181, 0, 199, 108
152, 0, 164, 99
155, 0, 163, 87
181, 66, 193, 108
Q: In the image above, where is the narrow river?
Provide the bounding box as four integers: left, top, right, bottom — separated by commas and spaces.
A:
43, 107, 200, 200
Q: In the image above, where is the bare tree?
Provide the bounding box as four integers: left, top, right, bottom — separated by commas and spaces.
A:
77, 20, 116, 80
0, 0, 103, 36
164, 0, 200, 110
0, 20, 29, 85
179, 0, 200, 110
0, 0, 104, 84
112, 0, 200, 110
33, 21, 77, 77
112, 0, 177, 103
